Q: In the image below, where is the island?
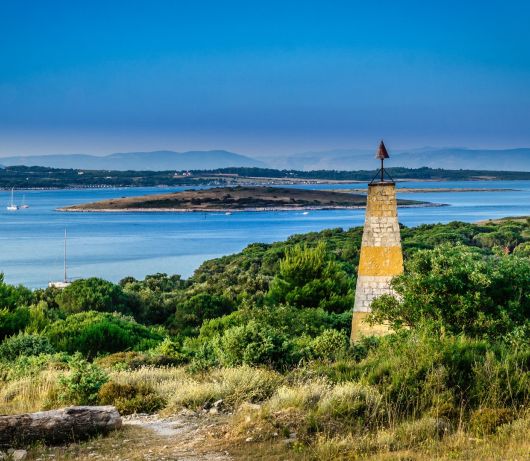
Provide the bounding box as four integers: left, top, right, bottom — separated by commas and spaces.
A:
59, 186, 436, 212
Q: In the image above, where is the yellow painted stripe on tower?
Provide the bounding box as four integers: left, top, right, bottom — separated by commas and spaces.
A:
358, 246, 403, 276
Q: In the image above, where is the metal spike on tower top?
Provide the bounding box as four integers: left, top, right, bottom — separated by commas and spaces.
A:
375, 140, 389, 160
372, 140, 392, 183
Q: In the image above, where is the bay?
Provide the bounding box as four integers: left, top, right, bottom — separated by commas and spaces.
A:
1, 180, 529, 288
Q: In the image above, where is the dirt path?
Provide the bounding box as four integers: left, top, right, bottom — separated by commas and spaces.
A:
122, 413, 232, 461
27, 412, 233, 461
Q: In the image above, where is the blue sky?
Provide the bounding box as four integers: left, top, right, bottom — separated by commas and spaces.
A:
1, 0, 529, 155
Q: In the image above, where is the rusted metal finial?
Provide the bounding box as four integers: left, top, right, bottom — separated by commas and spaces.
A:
369, 140, 393, 184
376, 140, 389, 182
375, 140, 389, 160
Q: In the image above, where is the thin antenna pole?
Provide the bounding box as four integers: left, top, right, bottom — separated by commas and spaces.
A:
64, 228, 67, 283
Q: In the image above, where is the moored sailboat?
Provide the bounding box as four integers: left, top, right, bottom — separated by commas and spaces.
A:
49, 228, 72, 289
6, 188, 19, 211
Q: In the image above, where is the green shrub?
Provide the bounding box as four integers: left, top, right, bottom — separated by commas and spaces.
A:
58, 354, 108, 405
267, 242, 354, 313
369, 244, 530, 339
0, 274, 33, 310
149, 337, 186, 362
96, 348, 184, 371
350, 328, 529, 423
0, 306, 30, 340
44, 311, 162, 357
213, 320, 293, 369
0, 352, 69, 381
316, 382, 383, 431
0, 333, 54, 360
469, 408, 516, 435
174, 293, 234, 336
97, 381, 165, 414
310, 329, 348, 361
56, 277, 136, 316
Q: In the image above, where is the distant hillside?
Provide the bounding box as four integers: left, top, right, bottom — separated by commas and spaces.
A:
1, 166, 529, 190
2, 147, 530, 172
0, 150, 265, 171
270, 147, 530, 171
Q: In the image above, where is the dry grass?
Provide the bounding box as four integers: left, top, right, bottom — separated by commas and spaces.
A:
310, 416, 530, 460
0, 369, 60, 414
110, 365, 283, 411
3, 366, 529, 460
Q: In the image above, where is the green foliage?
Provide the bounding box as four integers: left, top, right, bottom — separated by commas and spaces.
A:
121, 273, 186, 325
174, 293, 233, 336
45, 311, 163, 357
0, 306, 30, 340
351, 329, 529, 419
56, 277, 134, 315
0, 352, 68, 382
187, 306, 352, 369
469, 408, 516, 435
0, 333, 54, 361
97, 381, 165, 414
58, 353, 109, 405
0, 274, 33, 310
370, 243, 530, 338
214, 320, 293, 369
513, 241, 530, 257
267, 242, 353, 312
309, 329, 348, 361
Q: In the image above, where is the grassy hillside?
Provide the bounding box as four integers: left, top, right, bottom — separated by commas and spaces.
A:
0, 218, 529, 459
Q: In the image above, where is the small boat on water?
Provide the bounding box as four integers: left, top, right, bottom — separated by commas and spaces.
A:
6, 188, 19, 211
225, 212, 232, 215
302, 211, 309, 215
48, 228, 72, 289
20, 194, 29, 209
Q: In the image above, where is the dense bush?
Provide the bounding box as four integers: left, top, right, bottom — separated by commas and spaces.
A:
354, 329, 529, 419
121, 273, 187, 325
56, 277, 136, 316
214, 320, 293, 368
98, 381, 165, 414
267, 242, 354, 313
0, 333, 54, 360
45, 311, 163, 357
0, 274, 33, 310
370, 243, 530, 338
174, 293, 234, 336
58, 354, 109, 405
469, 408, 516, 435
185, 306, 352, 369
0, 306, 30, 340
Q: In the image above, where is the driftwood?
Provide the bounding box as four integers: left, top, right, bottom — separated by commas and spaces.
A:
0, 406, 122, 447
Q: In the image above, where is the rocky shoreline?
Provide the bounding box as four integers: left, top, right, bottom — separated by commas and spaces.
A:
58, 202, 446, 213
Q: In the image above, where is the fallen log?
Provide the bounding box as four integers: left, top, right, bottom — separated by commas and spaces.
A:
0, 406, 122, 447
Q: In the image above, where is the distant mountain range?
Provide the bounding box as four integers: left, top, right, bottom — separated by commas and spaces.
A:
0, 150, 265, 171
1, 147, 529, 172
266, 147, 530, 171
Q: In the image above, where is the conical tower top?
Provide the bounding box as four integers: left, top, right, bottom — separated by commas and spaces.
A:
375, 140, 389, 160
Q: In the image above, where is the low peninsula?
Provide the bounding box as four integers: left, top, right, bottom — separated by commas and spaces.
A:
59, 186, 434, 212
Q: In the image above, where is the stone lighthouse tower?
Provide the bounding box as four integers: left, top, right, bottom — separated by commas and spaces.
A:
351, 141, 403, 341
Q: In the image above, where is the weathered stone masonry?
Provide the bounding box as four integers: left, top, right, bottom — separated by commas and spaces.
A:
351, 182, 403, 341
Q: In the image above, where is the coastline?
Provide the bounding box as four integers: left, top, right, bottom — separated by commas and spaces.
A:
1, 182, 528, 193
58, 202, 447, 213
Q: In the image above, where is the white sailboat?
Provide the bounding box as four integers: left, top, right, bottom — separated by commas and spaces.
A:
6, 188, 19, 211
48, 228, 72, 289
20, 194, 29, 209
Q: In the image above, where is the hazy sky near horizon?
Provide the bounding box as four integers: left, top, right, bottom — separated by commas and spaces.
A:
1, 1, 530, 156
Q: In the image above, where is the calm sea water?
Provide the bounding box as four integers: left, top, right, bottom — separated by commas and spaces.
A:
1, 180, 529, 288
